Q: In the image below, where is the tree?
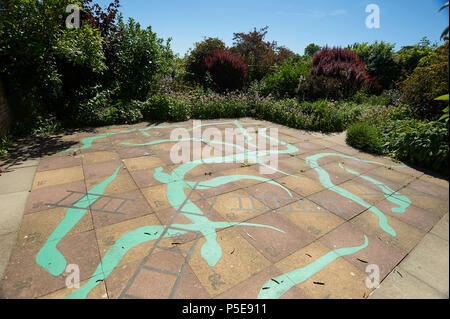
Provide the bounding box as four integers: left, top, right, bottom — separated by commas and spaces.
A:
231, 26, 294, 81
261, 55, 311, 98
400, 43, 449, 120
310, 47, 376, 98
350, 41, 400, 89
115, 17, 173, 101
201, 49, 248, 92
304, 43, 322, 57
185, 37, 226, 84
397, 37, 435, 80
0, 0, 106, 131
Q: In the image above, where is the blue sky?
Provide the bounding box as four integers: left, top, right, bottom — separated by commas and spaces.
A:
96, 0, 449, 56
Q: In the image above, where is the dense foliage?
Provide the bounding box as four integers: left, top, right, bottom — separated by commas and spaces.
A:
230, 26, 295, 81
351, 41, 399, 89
201, 49, 248, 92
185, 37, 226, 85
260, 55, 311, 98
400, 43, 449, 120
309, 47, 378, 98
0, 0, 448, 176
0, 0, 172, 133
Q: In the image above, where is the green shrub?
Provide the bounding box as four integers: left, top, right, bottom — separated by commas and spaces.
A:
380, 119, 449, 175
0, 136, 13, 157
350, 41, 401, 89
297, 75, 343, 101
0, 0, 107, 134
400, 43, 449, 120
115, 17, 173, 101
261, 56, 311, 98
346, 121, 383, 154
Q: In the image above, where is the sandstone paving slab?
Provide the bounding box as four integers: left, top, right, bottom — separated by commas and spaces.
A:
328, 180, 387, 207
419, 174, 449, 189
307, 188, 369, 220
90, 189, 154, 229
128, 165, 184, 189
79, 142, 114, 154
0, 230, 101, 299
215, 265, 309, 299
181, 228, 272, 297
349, 210, 426, 253
244, 182, 299, 210
85, 168, 138, 196
327, 144, 361, 156
32, 166, 84, 190
275, 173, 326, 198
304, 161, 357, 186
40, 278, 108, 299
369, 166, 417, 187
82, 151, 120, 166
292, 141, 328, 155
374, 198, 442, 233
82, 159, 124, 180
319, 222, 407, 281
275, 241, 372, 299
275, 156, 312, 175
15, 207, 93, 252
401, 178, 449, 200
95, 214, 163, 268
213, 189, 268, 223
37, 154, 82, 172
233, 212, 315, 263
141, 182, 201, 213
24, 180, 87, 215
391, 187, 449, 218
278, 200, 346, 239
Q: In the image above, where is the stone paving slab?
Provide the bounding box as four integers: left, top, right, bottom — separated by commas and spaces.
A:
0, 118, 448, 299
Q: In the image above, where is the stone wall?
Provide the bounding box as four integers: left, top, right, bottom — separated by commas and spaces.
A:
0, 81, 11, 137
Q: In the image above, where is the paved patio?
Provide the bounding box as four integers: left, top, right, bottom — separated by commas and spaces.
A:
0, 118, 448, 299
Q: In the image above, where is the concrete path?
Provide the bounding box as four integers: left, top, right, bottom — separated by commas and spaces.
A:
0, 119, 448, 299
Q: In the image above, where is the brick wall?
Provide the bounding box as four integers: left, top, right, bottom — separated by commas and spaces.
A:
0, 81, 11, 137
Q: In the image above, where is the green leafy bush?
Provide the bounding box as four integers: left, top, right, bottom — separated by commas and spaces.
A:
346, 122, 383, 154
400, 43, 449, 120
297, 75, 343, 101
381, 119, 449, 175
261, 56, 311, 98
0, 0, 107, 133
0, 136, 13, 157
351, 41, 400, 89
396, 38, 435, 81
114, 17, 173, 101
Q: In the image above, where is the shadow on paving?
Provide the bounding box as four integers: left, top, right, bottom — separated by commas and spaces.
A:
0, 129, 93, 171
0, 121, 175, 172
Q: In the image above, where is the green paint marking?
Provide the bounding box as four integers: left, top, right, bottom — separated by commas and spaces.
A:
62, 129, 137, 152
306, 153, 411, 237
339, 163, 411, 213
258, 235, 369, 299
36, 165, 123, 276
